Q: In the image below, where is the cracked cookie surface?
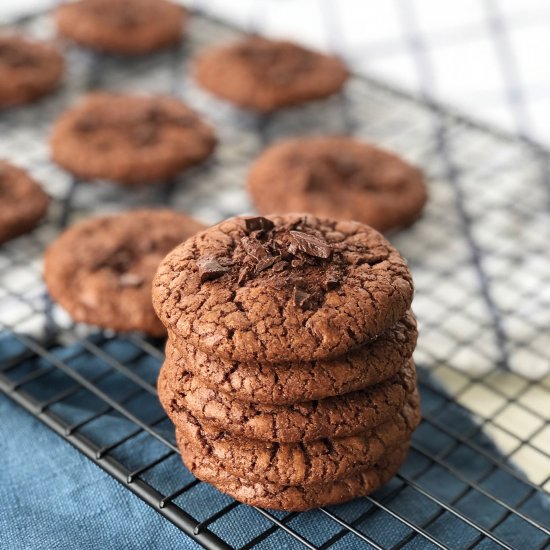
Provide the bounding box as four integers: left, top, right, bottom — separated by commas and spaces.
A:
195, 37, 348, 112
159, 346, 416, 442
56, 0, 187, 55
177, 430, 409, 511
248, 136, 427, 233
167, 390, 419, 486
44, 209, 205, 336
51, 92, 216, 185
0, 35, 63, 107
153, 213, 414, 363
168, 311, 417, 404
0, 161, 48, 244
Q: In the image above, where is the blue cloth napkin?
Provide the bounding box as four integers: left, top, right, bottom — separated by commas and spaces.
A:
0, 393, 201, 550
1, 332, 548, 550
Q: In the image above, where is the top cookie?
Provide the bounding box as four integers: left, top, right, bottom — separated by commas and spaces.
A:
248, 137, 427, 232
0, 161, 49, 244
153, 213, 413, 363
56, 0, 187, 55
44, 209, 205, 337
0, 35, 64, 107
194, 37, 348, 112
50, 92, 217, 186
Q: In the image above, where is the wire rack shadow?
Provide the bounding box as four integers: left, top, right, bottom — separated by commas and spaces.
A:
0, 9, 549, 550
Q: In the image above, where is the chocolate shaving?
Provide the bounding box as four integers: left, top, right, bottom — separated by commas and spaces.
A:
255, 255, 278, 273
95, 248, 133, 273
272, 260, 288, 272
237, 267, 251, 285
197, 256, 230, 282
243, 216, 274, 233
293, 286, 311, 308
288, 230, 332, 259
324, 268, 341, 290
241, 236, 268, 261
237, 264, 261, 285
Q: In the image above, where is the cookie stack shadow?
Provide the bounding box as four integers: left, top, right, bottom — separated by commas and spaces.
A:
154, 214, 421, 511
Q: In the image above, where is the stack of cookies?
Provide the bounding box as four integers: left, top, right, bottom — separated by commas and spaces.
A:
153, 213, 420, 511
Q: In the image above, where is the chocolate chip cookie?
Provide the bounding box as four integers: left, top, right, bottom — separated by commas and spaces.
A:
177, 429, 408, 511
169, 311, 417, 404
168, 390, 419, 486
44, 209, 206, 336
50, 92, 216, 186
0, 161, 49, 244
248, 137, 428, 232
153, 214, 414, 363
194, 37, 348, 112
0, 35, 63, 107
159, 347, 416, 442
56, 0, 187, 55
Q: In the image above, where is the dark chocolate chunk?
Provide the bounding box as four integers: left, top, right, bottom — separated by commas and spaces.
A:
241, 236, 268, 261
95, 248, 133, 273
237, 266, 252, 285
324, 268, 342, 290
255, 255, 278, 273
197, 256, 230, 282
243, 216, 275, 233
288, 230, 331, 259
293, 286, 311, 308
272, 260, 288, 272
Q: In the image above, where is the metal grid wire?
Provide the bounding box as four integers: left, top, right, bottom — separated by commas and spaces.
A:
1, 7, 549, 550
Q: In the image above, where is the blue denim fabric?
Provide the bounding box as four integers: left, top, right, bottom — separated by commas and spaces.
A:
0, 333, 548, 550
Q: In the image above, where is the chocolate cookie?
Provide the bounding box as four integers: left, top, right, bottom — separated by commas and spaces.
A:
169, 311, 416, 405
194, 37, 348, 112
0, 161, 49, 244
159, 349, 416, 442
170, 390, 419, 486
50, 93, 216, 186
177, 430, 408, 511
0, 35, 63, 107
44, 209, 205, 336
56, 0, 187, 55
153, 214, 414, 363
248, 137, 428, 233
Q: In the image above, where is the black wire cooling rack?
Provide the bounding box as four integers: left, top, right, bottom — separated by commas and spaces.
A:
1, 6, 549, 550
